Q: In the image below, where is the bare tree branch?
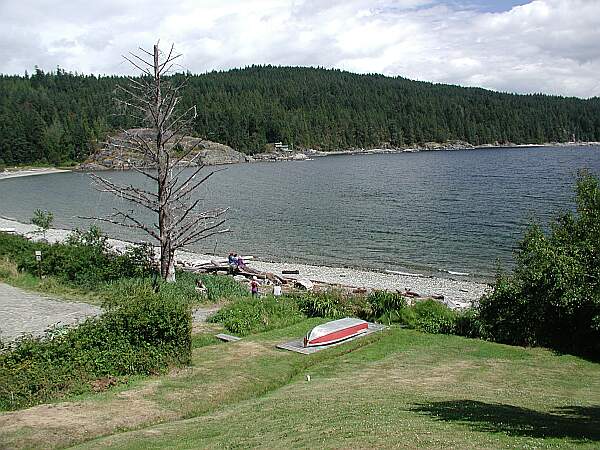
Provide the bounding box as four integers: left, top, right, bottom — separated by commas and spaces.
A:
87, 42, 229, 282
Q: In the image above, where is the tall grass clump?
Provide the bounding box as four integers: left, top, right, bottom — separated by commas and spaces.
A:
208, 296, 305, 336
366, 290, 407, 323
199, 274, 251, 302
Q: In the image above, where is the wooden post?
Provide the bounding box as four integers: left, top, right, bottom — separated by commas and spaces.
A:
35, 250, 42, 279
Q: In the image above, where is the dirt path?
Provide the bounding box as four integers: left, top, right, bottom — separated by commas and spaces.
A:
0, 283, 102, 342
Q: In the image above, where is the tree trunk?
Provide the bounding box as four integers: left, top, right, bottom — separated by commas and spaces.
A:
166, 252, 176, 282
154, 44, 177, 283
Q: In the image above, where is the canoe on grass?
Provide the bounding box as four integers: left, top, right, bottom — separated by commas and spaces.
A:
303, 318, 368, 347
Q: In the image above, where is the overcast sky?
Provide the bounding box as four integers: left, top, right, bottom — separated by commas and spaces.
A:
1, 0, 599, 98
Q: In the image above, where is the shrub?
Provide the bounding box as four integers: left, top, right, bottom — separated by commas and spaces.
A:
4, 226, 155, 288
0, 292, 191, 411
0, 231, 44, 261
454, 308, 483, 338
30, 209, 53, 235
292, 290, 353, 319
208, 296, 305, 336
366, 290, 407, 323
478, 172, 600, 358
400, 299, 458, 334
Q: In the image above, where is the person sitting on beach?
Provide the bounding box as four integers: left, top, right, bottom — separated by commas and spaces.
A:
228, 252, 238, 273
250, 276, 260, 297
237, 255, 248, 271
195, 278, 208, 295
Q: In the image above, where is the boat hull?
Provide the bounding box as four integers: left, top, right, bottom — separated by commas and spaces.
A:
304, 318, 369, 347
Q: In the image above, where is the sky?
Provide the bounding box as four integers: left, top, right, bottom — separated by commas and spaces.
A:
1, 0, 599, 98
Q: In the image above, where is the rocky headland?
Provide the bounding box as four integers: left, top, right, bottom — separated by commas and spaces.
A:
77, 128, 248, 171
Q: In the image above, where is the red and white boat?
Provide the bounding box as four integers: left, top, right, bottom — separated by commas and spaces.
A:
303, 318, 369, 347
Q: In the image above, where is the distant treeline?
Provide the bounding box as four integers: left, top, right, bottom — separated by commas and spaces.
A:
1, 66, 600, 165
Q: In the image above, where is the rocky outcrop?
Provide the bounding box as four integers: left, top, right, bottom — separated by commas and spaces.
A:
417, 140, 475, 151
78, 128, 248, 170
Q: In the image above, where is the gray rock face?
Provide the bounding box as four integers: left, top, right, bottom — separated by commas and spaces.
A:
418, 140, 474, 151
78, 128, 247, 170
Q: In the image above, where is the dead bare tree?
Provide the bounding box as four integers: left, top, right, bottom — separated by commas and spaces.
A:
87, 42, 228, 282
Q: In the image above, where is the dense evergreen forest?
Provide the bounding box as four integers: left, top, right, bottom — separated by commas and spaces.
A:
1, 65, 599, 166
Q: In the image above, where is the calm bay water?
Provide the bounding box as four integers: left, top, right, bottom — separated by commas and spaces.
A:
1, 146, 599, 280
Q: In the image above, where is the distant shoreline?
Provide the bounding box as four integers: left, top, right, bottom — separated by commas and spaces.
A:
2, 142, 598, 175
223, 140, 600, 163
0, 167, 70, 180
308, 140, 600, 157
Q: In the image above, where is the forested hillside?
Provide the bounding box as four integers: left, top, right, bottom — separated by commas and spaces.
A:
1, 66, 599, 166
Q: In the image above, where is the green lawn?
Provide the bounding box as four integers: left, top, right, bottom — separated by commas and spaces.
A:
2, 321, 592, 449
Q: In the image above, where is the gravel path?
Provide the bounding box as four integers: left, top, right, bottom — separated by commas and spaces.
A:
192, 305, 222, 322
0, 283, 102, 342
0, 280, 221, 343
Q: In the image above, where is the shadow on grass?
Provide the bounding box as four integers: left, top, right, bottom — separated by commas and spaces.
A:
412, 400, 600, 441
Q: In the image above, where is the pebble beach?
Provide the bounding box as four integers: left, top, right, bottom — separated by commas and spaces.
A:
0, 216, 489, 308
0, 167, 70, 180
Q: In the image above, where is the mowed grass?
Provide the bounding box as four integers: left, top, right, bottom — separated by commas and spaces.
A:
45, 324, 600, 449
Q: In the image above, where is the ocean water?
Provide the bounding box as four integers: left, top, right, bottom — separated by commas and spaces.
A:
1, 145, 599, 281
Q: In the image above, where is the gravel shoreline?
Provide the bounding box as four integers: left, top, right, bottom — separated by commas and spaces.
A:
0, 168, 71, 180
0, 217, 489, 308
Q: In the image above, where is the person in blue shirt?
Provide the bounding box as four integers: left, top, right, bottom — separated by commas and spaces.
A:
228, 252, 238, 273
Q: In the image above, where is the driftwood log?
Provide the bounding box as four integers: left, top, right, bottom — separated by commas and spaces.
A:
191, 262, 288, 284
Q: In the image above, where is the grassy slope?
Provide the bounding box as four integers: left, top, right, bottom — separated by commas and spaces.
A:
43, 323, 600, 449
76, 329, 600, 448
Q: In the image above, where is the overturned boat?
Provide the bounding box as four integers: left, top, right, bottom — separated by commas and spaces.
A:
303, 318, 369, 347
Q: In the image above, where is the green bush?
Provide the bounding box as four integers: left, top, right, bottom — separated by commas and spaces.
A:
1, 227, 155, 288
478, 172, 600, 358
0, 231, 44, 260
400, 300, 458, 334
199, 274, 251, 302
30, 209, 53, 234
208, 296, 305, 336
0, 292, 191, 411
293, 290, 353, 319
453, 308, 483, 338
366, 290, 407, 323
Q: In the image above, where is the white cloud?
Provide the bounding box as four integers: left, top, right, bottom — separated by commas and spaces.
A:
0, 0, 598, 97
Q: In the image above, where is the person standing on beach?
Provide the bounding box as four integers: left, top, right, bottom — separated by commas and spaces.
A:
273, 280, 282, 297
250, 276, 260, 297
